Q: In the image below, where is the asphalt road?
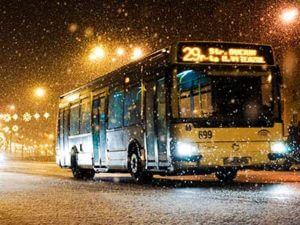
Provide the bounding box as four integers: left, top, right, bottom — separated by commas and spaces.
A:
1, 161, 300, 225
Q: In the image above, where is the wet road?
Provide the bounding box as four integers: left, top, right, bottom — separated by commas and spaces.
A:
1, 161, 300, 225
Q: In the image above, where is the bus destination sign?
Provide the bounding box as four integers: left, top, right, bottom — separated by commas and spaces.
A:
176, 42, 274, 65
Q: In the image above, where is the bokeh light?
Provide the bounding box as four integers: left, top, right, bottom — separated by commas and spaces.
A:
89, 46, 105, 61
34, 87, 46, 98
116, 47, 125, 56
281, 7, 299, 24
131, 47, 143, 60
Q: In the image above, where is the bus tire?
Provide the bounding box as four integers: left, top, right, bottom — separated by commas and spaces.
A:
72, 167, 84, 179
72, 168, 95, 180
129, 150, 153, 183
215, 168, 237, 183
82, 169, 95, 180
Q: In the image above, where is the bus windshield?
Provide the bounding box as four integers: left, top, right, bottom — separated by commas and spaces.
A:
173, 68, 279, 127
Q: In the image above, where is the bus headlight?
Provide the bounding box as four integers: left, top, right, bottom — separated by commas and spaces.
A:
176, 142, 198, 157
271, 142, 289, 154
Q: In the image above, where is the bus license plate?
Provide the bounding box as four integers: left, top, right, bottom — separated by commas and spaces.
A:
223, 157, 250, 166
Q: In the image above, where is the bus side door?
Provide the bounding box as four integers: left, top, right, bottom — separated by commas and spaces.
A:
92, 93, 107, 166
145, 76, 168, 169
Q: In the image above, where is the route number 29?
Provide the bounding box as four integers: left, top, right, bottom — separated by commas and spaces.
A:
199, 130, 213, 139
182, 47, 202, 62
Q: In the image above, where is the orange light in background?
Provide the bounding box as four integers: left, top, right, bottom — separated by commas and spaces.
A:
34, 87, 46, 98
281, 7, 299, 24
8, 105, 16, 111
88, 46, 105, 61
48, 133, 55, 140
131, 47, 143, 60
116, 47, 125, 56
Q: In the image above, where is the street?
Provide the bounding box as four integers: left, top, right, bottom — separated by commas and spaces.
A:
0, 161, 300, 225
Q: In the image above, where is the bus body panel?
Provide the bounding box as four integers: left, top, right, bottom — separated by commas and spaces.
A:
171, 123, 283, 168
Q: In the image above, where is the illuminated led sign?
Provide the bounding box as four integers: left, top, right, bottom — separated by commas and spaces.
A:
176, 42, 274, 65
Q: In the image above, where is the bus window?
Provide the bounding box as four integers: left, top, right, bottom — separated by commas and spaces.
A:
108, 87, 124, 129
157, 77, 168, 162
261, 73, 272, 107
70, 104, 80, 135
80, 98, 91, 134
124, 85, 141, 126
177, 70, 213, 118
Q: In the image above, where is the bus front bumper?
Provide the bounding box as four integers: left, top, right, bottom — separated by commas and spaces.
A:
170, 141, 290, 174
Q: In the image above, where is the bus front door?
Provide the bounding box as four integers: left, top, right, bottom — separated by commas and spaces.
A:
145, 77, 168, 169
92, 94, 107, 167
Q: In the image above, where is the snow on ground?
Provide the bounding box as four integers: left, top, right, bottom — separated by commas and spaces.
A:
0, 161, 300, 225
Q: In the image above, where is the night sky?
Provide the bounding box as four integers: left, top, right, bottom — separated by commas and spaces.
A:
0, 0, 299, 144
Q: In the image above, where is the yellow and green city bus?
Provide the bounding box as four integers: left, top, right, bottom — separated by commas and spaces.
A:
57, 41, 289, 182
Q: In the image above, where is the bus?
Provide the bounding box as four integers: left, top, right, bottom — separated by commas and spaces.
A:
56, 41, 289, 183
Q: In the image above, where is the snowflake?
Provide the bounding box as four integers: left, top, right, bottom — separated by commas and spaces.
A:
12, 125, 19, 132
3, 126, 10, 133
23, 112, 32, 122
3, 114, 11, 122
43, 112, 50, 119
12, 114, 18, 121
33, 113, 40, 120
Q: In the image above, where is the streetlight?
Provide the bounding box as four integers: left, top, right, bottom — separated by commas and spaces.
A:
280, 7, 299, 24
116, 47, 125, 56
131, 47, 143, 60
34, 87, 46, 98
88, 46, 105, 61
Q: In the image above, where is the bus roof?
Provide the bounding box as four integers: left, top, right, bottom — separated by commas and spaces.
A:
60, 47, 170, 99
60, 41, 276, 101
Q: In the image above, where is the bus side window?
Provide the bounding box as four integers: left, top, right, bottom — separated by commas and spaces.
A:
80, 98, 92, 134
108, 87, 124, 129
70, 104, 80, 135
124, 85, 141, 126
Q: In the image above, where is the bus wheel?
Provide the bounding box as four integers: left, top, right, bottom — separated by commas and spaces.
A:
215, 168, 237, 183
72, 167, 84, 179
82, 169, 95, 180
72, 168, 95, 180
129, 151, 153, 183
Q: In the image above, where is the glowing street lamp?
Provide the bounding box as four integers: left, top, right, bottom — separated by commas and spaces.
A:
116, 47, 125, 56
34, 87, 46, 98
131, 47, 143, 60
89, 46, 105, 61
280, 7, 299, 24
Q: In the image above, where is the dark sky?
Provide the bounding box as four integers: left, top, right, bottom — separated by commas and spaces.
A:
0, 0, 299, 144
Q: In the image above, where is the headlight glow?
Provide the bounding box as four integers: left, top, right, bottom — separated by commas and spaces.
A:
0, 152, 6, 163
176, 142, 198, 157
271, 142, 289, 154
